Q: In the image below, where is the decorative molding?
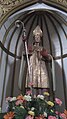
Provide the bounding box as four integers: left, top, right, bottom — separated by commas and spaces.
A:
0, 0, 67, 23
50, 0, 67, 5
42, 0, 67, 6
56, 0, 67, 5
0, 0, 25, 17
42, 0, 67, 10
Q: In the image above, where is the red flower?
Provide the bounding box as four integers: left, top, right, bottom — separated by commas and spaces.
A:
48, 116, 57, 119
55, 98, 62, 106
17, 94, 24, 100
4, 112, 14, 119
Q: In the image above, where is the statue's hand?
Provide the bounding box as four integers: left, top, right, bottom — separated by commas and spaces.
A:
22, 35, 26, 41
40, 49, 52, 62
28, 45, 33, 54
40, 49, 48, 57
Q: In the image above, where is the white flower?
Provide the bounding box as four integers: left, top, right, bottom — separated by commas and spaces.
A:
24, 95, 31, 101
44, 112, 47, 117
10, 97, 16, 102
37, 95, 44, 100
20, 106, 24, 109
12, 107, 15, 110
31, 107, 35, 111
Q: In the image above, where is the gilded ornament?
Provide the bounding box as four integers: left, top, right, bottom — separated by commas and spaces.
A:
0, 0, 67, 19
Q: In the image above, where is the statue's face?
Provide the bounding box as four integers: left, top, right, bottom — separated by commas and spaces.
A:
35, 33, 41, 43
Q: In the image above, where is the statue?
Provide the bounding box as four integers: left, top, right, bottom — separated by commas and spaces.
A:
18, 25, 55, 95
25, 26, 50, 95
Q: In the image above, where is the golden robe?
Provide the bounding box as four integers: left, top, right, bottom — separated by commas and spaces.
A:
26, 46, 49, 88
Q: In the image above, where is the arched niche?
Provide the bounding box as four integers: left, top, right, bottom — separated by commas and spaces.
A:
0, 0, 67, 112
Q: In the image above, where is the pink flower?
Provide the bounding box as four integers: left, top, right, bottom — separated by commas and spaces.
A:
15, 99, 23, 105
55, 111, 59, 115
48, 116, 57, 119
28, 82, 33, 87
25, 115, 34, 119
60, 113, 67, 119
6, 97, 12, 102
55, 98, 62, 106
26, 90, 32, 95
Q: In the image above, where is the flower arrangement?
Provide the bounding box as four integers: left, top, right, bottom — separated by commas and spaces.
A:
3, 89, 67, 119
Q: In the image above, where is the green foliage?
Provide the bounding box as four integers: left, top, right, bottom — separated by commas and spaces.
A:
2, 92, 67, 119
15, 106, 27, 119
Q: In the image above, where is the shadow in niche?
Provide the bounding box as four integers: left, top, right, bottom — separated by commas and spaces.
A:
6, 59, 21, 97
50, 42, 66, 111
2, 58, 22, 112
55, 61, 66, 111
5, 43, 23, 98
